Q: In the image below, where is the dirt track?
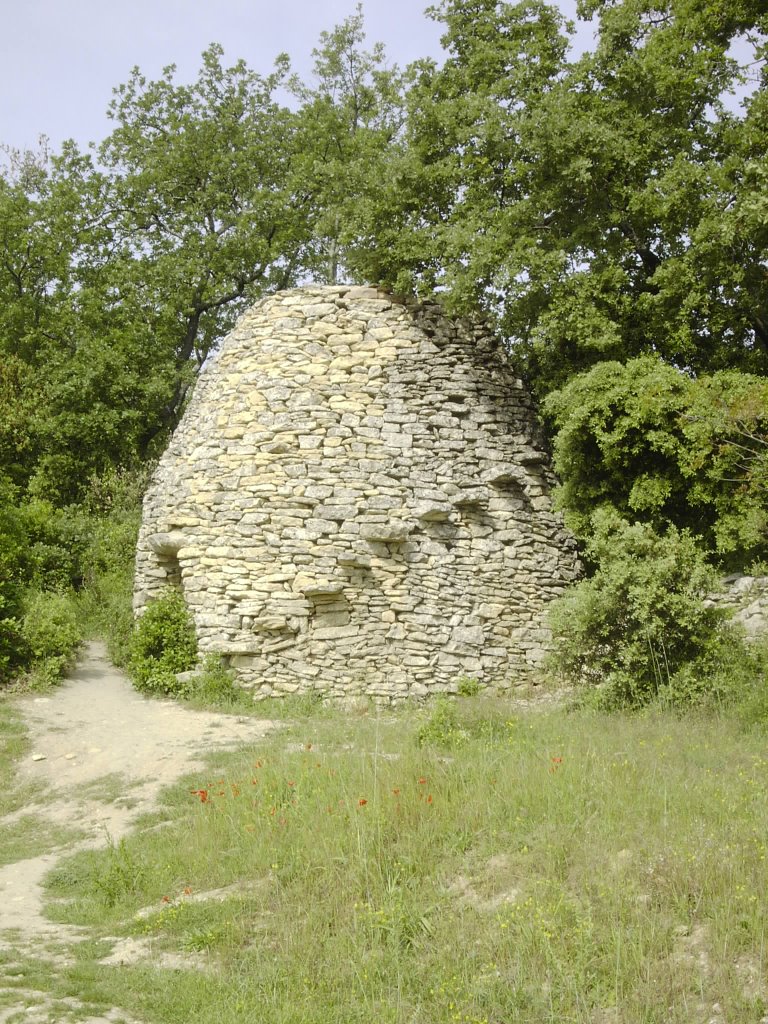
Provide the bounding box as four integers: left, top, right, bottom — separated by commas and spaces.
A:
0, 641, 277, 1023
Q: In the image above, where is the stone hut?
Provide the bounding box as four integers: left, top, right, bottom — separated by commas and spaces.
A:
134, 285, 580, 700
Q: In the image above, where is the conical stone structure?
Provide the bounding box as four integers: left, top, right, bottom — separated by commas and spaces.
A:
134, 285, 580, 700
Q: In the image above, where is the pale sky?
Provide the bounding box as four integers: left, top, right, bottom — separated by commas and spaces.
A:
0, 0, 593, 153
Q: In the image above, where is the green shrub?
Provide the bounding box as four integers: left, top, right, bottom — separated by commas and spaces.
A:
22, 499, 92, 591
95, 835, 146, 908
548, 509, 746, 707
733, 635, 768, 728
0, 612, 27, 684
20, 589, 83, 688
81, 512, 140, 586
173, 654, 252, 708
544, 357, 768, 568
74, 467, 144, 664
417, 695, 468, 749
193, 655, 240, 703
129, 589, 197, 696
0, 476, 29, 682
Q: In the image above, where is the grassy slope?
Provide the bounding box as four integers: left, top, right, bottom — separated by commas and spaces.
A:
25, 697, 768, 1024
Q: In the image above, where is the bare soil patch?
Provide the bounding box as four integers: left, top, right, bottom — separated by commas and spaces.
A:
0, 641, 278, 1022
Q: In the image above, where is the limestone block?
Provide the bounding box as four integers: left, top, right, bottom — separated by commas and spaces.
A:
302, 303, 338, 317
452, 488, 489, 508
316, 504, 358, 522
413, 501, 454, 522
359, 521, 413, 543
477, 603, 505, 619
337, 552, 372, 569
311, 625, 360, 641
293, 576, 345, 598
312, 610, 351, 627
268, 599, 311, 616
250, 616, 295, 633
451, 625, 485, 646
263, 637, 298, 654
147, 531, 187, 555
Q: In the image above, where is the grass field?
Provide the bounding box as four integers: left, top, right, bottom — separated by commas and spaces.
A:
0, 694, 759, 1023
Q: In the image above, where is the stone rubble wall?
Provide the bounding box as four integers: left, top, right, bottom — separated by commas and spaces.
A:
134, 285, 581, 701
709, 575, 768, 638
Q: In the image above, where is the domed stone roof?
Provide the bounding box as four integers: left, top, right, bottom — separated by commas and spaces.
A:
134, 285, 580, 700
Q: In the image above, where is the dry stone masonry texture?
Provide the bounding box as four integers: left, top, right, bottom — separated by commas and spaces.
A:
708, 575, 768, 639
134, 286, 581, 700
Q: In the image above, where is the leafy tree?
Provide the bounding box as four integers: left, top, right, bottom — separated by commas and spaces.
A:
342, 0, 768, 586
545, 356, 768, 565
0, 43, 344, 503
0, 143, 176, 503
684, 371, 768, 559
290, 5, 410, 284
99, 44, 317, 424
351, 0, 768, 396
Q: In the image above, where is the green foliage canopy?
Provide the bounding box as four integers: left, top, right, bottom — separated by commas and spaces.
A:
350, 0, 768, 396
545, 356, 768, 564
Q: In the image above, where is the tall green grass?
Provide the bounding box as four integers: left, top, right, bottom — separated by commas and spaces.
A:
38, 700, 768, 1023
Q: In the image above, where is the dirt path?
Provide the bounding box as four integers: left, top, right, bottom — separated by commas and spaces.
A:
0, 641, 278, 1023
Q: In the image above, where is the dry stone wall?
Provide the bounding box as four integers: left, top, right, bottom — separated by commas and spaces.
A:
134, 285, 581, 700
708, 575, 768, 638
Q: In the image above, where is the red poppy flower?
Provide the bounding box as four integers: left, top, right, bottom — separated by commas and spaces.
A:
358, 798, 368, 806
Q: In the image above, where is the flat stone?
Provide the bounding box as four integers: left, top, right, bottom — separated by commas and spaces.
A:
311, 625, 360, 641
359, 522, 413, 543
147, 531, 187, 555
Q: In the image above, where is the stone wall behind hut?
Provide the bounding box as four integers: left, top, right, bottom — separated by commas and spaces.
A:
134, 285, 580, 700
